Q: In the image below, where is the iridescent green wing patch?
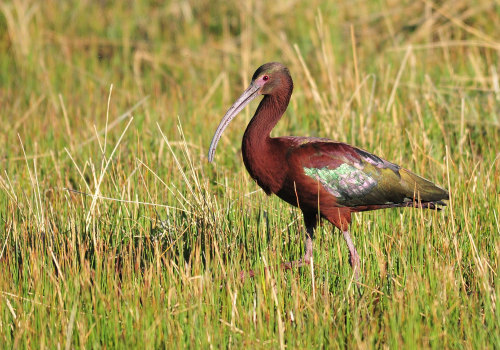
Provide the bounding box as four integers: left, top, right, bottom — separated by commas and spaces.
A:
304, 163, 377, 201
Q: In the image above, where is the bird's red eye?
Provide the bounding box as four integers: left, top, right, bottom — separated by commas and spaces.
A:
263, 75, 269, 81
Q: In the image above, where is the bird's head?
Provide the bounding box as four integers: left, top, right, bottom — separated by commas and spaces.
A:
251, 62, 291, 95
208, 62, 292, 162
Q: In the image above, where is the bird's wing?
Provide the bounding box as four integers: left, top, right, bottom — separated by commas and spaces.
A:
288, 141, 448, 207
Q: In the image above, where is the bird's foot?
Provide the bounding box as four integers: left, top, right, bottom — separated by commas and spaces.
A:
281, 257, 311, 271
239, 245, 313, 281
239, 257, 311, 280
239, 269, 256, 281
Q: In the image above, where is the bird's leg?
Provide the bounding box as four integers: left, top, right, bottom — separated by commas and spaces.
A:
299, 226, 314, 264
282, 223, 315, 270
342, 229, 360, 279
241, 224, 315, 279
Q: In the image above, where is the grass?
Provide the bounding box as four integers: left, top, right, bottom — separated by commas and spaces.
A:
0, 0, 499, 348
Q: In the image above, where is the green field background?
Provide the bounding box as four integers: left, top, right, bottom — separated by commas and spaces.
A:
0, 0, 499, 348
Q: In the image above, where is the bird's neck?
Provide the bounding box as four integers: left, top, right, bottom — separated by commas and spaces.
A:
244, 95, 287, 143
241, 84, 292, 194
243, 76, 293, 148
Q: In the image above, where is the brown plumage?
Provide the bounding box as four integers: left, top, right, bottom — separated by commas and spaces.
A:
208, 62, 448, 278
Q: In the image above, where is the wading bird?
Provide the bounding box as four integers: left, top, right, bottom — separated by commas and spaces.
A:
208, 62, 448, 278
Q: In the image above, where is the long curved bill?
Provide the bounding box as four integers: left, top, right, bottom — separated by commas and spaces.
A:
208, 82, 261, 162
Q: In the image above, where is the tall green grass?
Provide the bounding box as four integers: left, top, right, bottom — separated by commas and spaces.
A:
0, 0, 498, 348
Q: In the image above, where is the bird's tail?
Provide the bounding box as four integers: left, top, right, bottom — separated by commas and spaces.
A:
357, 199, 447, 212
353, 168, 449, 212
399, 168, 449, 203
393, 200, 446, 210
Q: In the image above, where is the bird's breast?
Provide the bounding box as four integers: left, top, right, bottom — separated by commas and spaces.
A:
241, 139, 288, 195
